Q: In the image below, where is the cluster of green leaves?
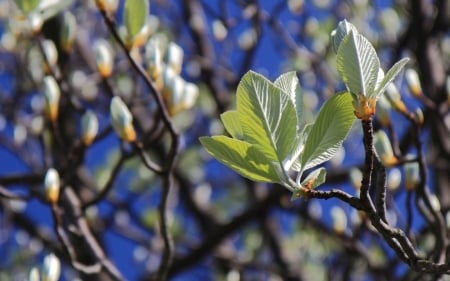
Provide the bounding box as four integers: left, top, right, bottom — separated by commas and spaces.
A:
331, 20, 409, 119
200, 71, 355, 197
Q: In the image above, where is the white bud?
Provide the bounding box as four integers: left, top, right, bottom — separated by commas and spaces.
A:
44, 168, 60, 203
166, 42, 184, 74
374, 130, 396, 166
29, 267, 40, 281
387, 168, 402, 191
61, 11, 77, 52
81, 110, 98, 146
94, 39, 114, 78
42, 39, 58, 71
42, 253, 61, 281
43, 76, 61, 121
331, 206, 347, 234
404, 161, 420, 190
110, 96, 136, 142
212, 20, 227, 41
405, 68, 422, 97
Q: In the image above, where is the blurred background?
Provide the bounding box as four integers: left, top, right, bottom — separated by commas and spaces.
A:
1, 0, 450, 280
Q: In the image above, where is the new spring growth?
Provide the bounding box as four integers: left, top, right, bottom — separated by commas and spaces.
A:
331, 206, 347, 234
110, 96, 136, 142
42, 253, 61, 281
331, 20, 409, 120
42, 39, 58, 74
95, 0, 119, 13
162, 66, 199, 116
28, 12, 43, 34
405, 68, 422, 97
385, 83, 407, 113
145, 38, 162, 81
44, 168, 60, 204
43, 76, 60, 121
123, 0, 149, 49
29, 267, 39, 281
60, 11, 77, 53
166, 42, 184, 74
81, 110, 98, 146
94, 39, 114, 78
374, 130, 397, 166
377, 96, 391, 126
404, 160, 420, 190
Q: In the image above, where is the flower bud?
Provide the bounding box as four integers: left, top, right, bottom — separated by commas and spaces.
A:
166, 42, 184, 74
145, 38, 162, 80
238, 28, 257, 50
349, 168, 362, 190
181, 82, 199, 110
374, 130, 397, 166
61, 12, 77, 53
376, 96, 391, 126
81, 110, 98, 146
43, 76, 60, 121
110, 96, 136, 142
94, 39, 114, 78
42, 40, 58, 74
385, 83, 407, 113
387, 168, 401, 191
29, 267, 40, 281
28, 12, 43, 34
404, 161, 419, 190
42, 253, 61, 281
415, 108, 424, 125
331, 206, 347, 234
212, 20, 227, 41
405, 68, 422, 97
287, 0, 304, 14
44, 168, 60, 204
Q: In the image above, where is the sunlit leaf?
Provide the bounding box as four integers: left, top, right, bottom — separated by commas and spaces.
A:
374, 58, 409, 98
124, 0, 149, 40
237, 71, 297, 162
301, 167, 327, 189
284, 123, 312, 172
301, 92, 354, 171
221, 110, 244, 139
330, 19, 358, 54
336, 31, 380, 98
199, 136, 280, 183
274, 71, 303, 129
16, 0, 40, 13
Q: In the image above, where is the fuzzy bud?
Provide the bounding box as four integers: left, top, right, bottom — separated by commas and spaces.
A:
110, 96, 136, 142
43, 76, 61, 121
81, 110, 98, 146
42, 253, 61, 281
44, 168, 60, 204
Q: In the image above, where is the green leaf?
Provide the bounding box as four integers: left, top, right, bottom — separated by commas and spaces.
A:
336, 31, 380, 98
16, 0, 40, 13
284, 123, 312, 172
301, 92, 355, 171
199, 136, 280, 183
237, 71, 297, 163
274, 71, 303, 129
37, 0, 73, 20
374, 58, 409, 98
221, 111, 244, 139
124, 0, 149, 39
330, 19, 358, 54
301, 167, 327, 189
